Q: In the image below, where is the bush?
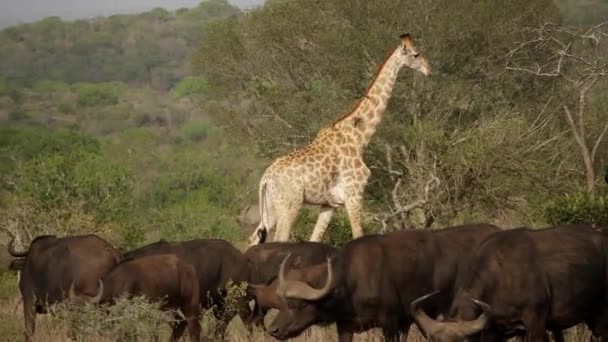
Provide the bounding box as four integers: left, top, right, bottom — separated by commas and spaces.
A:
73, 82, 126, 107
179, 120, 214, 142
49, 295, 170, 341
543, 191, 608, 227
173, 76, 209, 98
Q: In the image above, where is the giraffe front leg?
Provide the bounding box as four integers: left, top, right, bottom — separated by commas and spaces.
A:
309, 206, 334, 242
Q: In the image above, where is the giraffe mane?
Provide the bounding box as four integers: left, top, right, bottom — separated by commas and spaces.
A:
332, 48, 396, 127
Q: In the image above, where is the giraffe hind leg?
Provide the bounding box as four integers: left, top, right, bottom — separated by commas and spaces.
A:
272, 203, 301, 242
344, 195, 364, 239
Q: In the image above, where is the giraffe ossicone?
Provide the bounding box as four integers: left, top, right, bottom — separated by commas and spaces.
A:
248, 34, 431, 246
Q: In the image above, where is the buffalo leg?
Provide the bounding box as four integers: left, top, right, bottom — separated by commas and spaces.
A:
382, 323, 402, 342
399, 321, 412, 342
523, 328, 549, 342
551, 330, 564, 342
247, 302, 266, 327
186, 317, 201, 342
22, 294, 36, 342
237, 297, 254, 326
170, 320, 187, 342
337, 322, 354, 342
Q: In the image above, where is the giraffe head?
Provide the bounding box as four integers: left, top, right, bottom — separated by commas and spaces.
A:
396, 33, 431, 76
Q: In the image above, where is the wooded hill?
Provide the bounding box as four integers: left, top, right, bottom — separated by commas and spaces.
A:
0, 0, 607, 257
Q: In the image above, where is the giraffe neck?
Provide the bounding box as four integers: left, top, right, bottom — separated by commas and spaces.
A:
333, 47, 403, 148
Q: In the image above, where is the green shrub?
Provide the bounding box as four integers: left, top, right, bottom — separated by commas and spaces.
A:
179, 120, 214, 142
544, 191, 608, 226
32, 80, 70, 93
291, 208, 361, 247
174, 76, 209, 98
56, 102, 73, 114
73, 82, 126, 107
8, 108, 30, 122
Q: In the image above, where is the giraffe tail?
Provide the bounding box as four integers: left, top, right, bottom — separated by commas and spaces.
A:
253, 181, 274, 244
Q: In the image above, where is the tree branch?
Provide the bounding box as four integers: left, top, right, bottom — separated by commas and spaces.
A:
591, 120, 608, 162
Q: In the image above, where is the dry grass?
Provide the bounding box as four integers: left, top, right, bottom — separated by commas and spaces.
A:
0, 278, 597, 342
1, 298, 595, 342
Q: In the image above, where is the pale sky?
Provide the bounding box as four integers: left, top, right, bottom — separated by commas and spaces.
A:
0, 0, 264, 28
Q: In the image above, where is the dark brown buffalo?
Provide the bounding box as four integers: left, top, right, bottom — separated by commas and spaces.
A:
245, 241, 338, 325
70, 253, 201, 342
249, 224, 501, 341
412, 224, 608, 342
121, 239, 253, 324
8, 234, 121, 341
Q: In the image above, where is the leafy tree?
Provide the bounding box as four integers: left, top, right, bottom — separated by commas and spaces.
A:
193, 0, 571, 229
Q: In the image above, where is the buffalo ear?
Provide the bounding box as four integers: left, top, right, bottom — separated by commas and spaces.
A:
246, 283, 262, 297
9, 259, 25, 271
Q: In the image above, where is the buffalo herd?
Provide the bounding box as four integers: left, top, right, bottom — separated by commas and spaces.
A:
6, 223, 608, 341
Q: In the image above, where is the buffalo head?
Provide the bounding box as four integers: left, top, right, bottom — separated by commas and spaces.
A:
256, 254, 334, 340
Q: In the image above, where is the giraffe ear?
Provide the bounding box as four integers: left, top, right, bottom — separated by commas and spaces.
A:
400, 33, 414, 48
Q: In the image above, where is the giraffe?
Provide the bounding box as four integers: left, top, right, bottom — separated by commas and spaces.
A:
248, 33, 431, 246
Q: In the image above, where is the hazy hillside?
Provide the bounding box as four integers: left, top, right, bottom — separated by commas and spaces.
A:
0, 0, 265, 28
0, 0, 265, 255
0, 0, 240, 88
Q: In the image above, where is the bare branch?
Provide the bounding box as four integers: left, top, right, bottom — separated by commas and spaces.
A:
591, 121, 608, 162
563, 105, 588, 152
374, 173, 440, 232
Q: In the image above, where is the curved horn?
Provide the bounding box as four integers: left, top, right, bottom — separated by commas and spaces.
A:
69, 281, 78, 302
89, 280, 103, 304
68, 280, 103, 304
412, 292, 491, 339
411, 291, 442, 336
276, 252, 291, 296
276, 256, 334, 301
455, 298, 490, 336
7, 238, 28, 257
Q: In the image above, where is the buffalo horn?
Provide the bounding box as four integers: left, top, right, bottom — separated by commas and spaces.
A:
412, 292, 490, 339
276, 254, 334, 301
69, 280, 103, 304
8, 238, 28, 257
411, 290, 443, 336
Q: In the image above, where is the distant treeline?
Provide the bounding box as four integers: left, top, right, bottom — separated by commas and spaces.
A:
0, 0, 239, 89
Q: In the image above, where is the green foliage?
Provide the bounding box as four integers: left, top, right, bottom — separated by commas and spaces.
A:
291, 209, 360, 247
0, 82, 24, 103
118, 223, 146, 251
192, 0, 603, 228
179, 119, 215, 142
174, 76, 209, 98
32, 80, 70, 93
74, 82, 125, 107
1, 128, 132, 226
544, 191, 608, 226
